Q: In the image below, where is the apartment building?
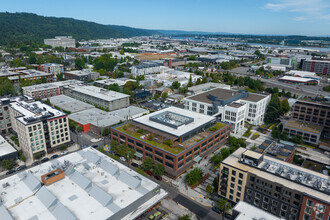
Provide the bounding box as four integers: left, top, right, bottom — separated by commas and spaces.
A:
22, 80, 82, 99
218, 148, 329, 220
302, 59, 330, 75
44, 36, 76, 48
291, 100, 330, 135
9, 101, 70, 160
283, 120, 323, 145
183, 88, 270, 134
111, 107, 230, 179
130, 62, 165, 76
41, 63, 64, 75
8, 69, 53, 83
64, 85, 130, 111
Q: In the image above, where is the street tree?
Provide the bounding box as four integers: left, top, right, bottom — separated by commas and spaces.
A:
172, 81, 181, 89
217, 198, 232, 220
184, 168, 203, 186
141, 158, 155, 171
161, 92, 168, 100
187, 75, 193, 87
281, 99, 290, 114
152, 164, 165, 177
206, 184, 213, 195
265, 94, 282, 124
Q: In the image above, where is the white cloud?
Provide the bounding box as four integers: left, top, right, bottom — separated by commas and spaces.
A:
265, 0, 330, 21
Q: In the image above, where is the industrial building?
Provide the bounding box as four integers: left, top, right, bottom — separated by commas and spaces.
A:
9, 101, 70, 160
218, 148, 329, 220
48, 95, 95, 113
64, 85, 130, 111
69, 106, 149, 134
94, 78, 136, 88
7, 69, 53, 83
44, 36, 76, 48
22, 80, 83, 99
187, 82, 231, 95
302, 59, 330, 75
0, 147, 167, 220
111, 107, 230, 178
279, 76, 319, 85
0, 135, 18, 161
183, 88, 270, 134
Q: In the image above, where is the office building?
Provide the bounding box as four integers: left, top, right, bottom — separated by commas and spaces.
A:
64, 70, 100, 82
64, 85, 130, 111
111, 107, 230, 178
292, 100, 330, 135
8, 69, 53, 83
0, 147, 167, 220
187, 82, 231, 95
94, 78, 136, 88
183, 88, 270, 134
41, 63, 64, 75
8, 101, 70, 160
267, 57, 297, 68
218, 148, 329, 220
44, 36, 76, 48
283, 120, 323, 145
22, 80, 83, 99
0, 135, 18, 161
302, 59, 330, 75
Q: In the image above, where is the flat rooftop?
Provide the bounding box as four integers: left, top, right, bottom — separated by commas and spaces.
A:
95, 78, 136, 87
280, 76, 317, 82
0, 136, 17, 157
284, 119, 323, 134
133, 106, 216, 137
68, 85, 130, 102
223, 148, 330, 201
0, 147, 167, 220
10, 101, 65, 125
69, 106, 149, 128
233, 201, 281, 220
23, 80, 83, 92
48, 95, 94, 113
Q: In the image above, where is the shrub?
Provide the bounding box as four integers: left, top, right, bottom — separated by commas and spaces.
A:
163, 139, 173, 146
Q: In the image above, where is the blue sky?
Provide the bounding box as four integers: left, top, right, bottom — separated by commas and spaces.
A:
1, 0, 330, 36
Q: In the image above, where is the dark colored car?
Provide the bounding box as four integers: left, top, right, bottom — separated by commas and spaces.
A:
16, 165, 27, 171
41, 157, 49, 163
50, 155, 59, 160
131, 163, 139, 168
212, 207, 222, 214
145, 171, 152, 176
31, 161, 41, 166
225, 213, 232, 219
6, 169, 16, 175
92, 145, 98, 149
154, 176, 162, 181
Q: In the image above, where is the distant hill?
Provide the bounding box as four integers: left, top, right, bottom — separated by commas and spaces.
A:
155, 29, 231, 36
0, 12, 159, 45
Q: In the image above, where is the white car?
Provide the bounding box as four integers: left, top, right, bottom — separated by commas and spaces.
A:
119, 157, 126, 162
61, 151, 68, 155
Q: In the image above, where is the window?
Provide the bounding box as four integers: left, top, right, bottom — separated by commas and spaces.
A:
165, 155, 174, 162
178, 163, 184, 168
306, 200, 314, 207
238, 180, 242, 185
237, 186, 241, 192
255, 193, 261, 199
239, 173, 243, 179
262, 203, 268, 210
165, 162, 173, 169
232, 170, 236, 176
231, 177, 235, 182
281, 204, 288, 211
250, 176, 255, 182
236, 192, 241, 197
280, 211, 286, 218
178, 155, 184, 161
145, 146, 153, 153
145, 153, 153, 158
254, 199, 260, 206
303, 215, 310, 220
305, 207, 312, 215
155, 157, 162, 163
230, 189, 234, 194
263, 197, 269, 203
155, 151, 163, 157
230, 183, 235, 188
315, 212, 324, 219
186, 157, 192, 163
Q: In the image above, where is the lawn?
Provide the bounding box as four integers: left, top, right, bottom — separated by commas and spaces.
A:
251, 132, 260, 140
302, 159, 323, 173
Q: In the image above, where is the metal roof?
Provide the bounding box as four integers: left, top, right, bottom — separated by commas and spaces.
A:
51, 203, 77, 220
118, 171, 141, 189
82, 150, 101, 164
99, 160, 119, 176
0, 205, 14, 220
69, 171, 92, 190
88, 185, 113, 207
18, 171, 41, 192
36, 187, 57, 209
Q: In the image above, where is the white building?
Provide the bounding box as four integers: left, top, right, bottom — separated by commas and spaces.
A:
0, 147, 167, 220
130, 62, 165, 76
44, 36, 76, 48
183, 88, 270, 134
9, 101, 70, 160
42, 63, 64, 75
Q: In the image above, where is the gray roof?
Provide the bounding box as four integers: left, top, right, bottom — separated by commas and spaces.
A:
118, 171, 141, 189
100, 160, 119, 176
51, 203, 77, 220
36, 187, 57, 209
82, 150, 101, 164
18, 172, 41, 192
89, 185, 113, 207
0, 205, 14, 220
69, 171, 92, 190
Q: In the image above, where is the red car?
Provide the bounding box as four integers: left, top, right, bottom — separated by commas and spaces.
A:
145, 171, 152, 176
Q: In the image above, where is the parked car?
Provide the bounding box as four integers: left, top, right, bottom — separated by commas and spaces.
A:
225, 213, 232, 219
154, 176, 162, 181
61, 151, 68, 155
6, 170, 16, 175
41, 157, 49, 163
92, 145, 98, 149
16, 165, 27, 172
119, 157, 126, 162
145, 171, 152, 176
212, 207, 222, 214
131, 163, 139, 168
50, 155, 59, 160
31, 161, 41, 166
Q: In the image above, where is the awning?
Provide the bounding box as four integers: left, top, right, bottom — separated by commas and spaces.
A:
134, 152, 143, 158
193, 156, 202, 162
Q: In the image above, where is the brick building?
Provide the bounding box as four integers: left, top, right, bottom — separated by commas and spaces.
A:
111, 107, 230, 179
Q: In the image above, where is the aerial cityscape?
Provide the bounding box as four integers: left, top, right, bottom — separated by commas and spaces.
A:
0, 1, 329, 220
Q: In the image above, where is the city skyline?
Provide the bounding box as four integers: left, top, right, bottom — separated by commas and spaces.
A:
1, 0, 330, 36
